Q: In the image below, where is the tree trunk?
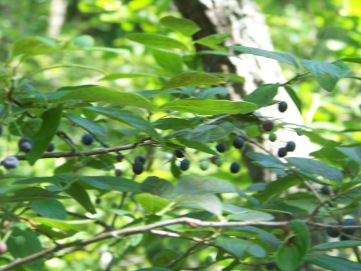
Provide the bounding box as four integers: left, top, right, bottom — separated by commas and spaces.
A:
174, 0, 314, 183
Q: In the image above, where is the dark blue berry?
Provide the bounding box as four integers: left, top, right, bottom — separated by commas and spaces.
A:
230, 162, 240, 173
115, 169, 122, 177
277, 147, 287, 158
132, 162, 144, 175
326, 223, 340, 238
216, 143, 226, 153
81, 133, 94, 145
116, 153, 124, 162
135, 155, 146, 164
18, 137, 33, 153
262, 120, 274, 132
174, 148, 185, 158
47, 143, 55, 152
321, 185, 330, 195
1, 156, 19, 169
180, 159, 190, 171
95, 197, 101, 204
233, 137, 244, 149
266, 262, 276, 270
341, 218, 358, 235
278, 101, 288, 113
286, 141, 296, 152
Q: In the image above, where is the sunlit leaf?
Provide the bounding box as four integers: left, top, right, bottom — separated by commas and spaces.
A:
160, 16, 200, 36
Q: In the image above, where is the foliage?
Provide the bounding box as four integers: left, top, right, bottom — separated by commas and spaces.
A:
1, 1, 361, 271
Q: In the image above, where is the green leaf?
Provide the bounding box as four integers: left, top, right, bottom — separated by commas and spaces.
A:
185, 122, 235, 143
341, 58, 361, 64
286, 157, 343, 182
177, 137, 219, 156
11, 36, 58, 57
246, 152, 287, 170
244, 84, 280, 107
10, 187, 66, 202
152, 49, 183, 74
284, 85, 302, 113
312, 240, 361, 251
65, 113, 106, 136
7, 227, 44, 270
174, 175, 236, 196
126, 33, 188, 50
301, 60, 350, 91
48, 85, 155, 110
31, 199, 67, 220
195, 87, 229, 99
159, 99, 257, 115
66, 182, 96, 214
161, 71, 223, 91
197, 33, 231, 45
152, 118, 195, 130
276, 220, 310, 271
84, 106, 161, 141
215, 236, 266, 258
35, 217, 89, 231
141, 176, 174, 198
134, 193, 170, 214
228, 210, 274, 222
137, 268, 172, 271
336, 146, 361, 164
159, 16, 200, 36
99, 73, 158, 81
79, 176, 141, 192
306, 254, 361, 271
175, 194, 222, 216
26, 105, 62, 165
228, 45, 298, 68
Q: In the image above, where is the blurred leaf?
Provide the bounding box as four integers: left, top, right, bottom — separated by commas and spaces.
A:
301, 60, 350, 91
73, 35, 94, 48
276, 220, 310, 271
66, 182, 96, 214
286, 157, 343, 182
85, 106, 161, 141
26, 105, 62, 165
341, 58, 361, 64
306, 254, 361, 271
48, 85, 155, 110
141, 177, 174, 198
312, 241, 361, 251
31, 199, 67, 220
244, 84, 280, 107
159, 99, 257, 115
134, 193, 170, 214
65, 113, 106, 136
7, 227, 44, 270
79, 176, 141, 192
228, 45, 298, 68
99, 73, 158, 81
161, 71, 223, 91
152, 49, 183, 74
177, 137, 219, 156
126, 33, 188, 50
160, 16, 200, 36
196, 33, 231, 47
152, 118, 195, 130
137, 268, 172, 271
11, 36, 58, 57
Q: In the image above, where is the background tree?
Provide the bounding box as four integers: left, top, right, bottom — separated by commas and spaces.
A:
1, 1, 361, 271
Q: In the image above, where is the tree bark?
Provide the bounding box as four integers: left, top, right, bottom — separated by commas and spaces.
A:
174, 0, 314, 182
